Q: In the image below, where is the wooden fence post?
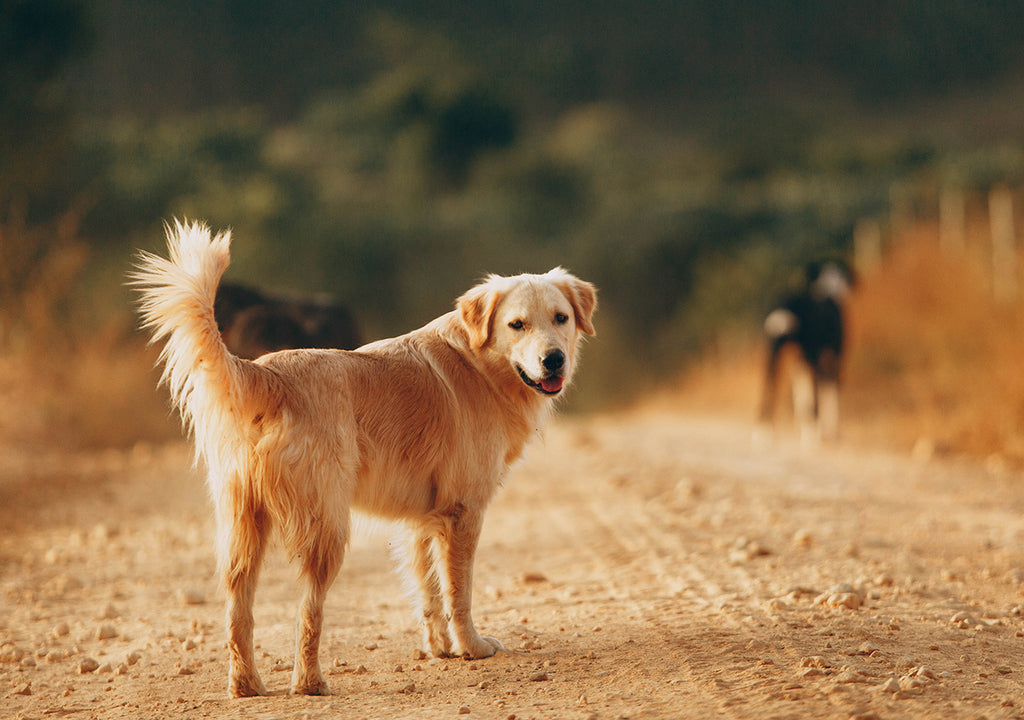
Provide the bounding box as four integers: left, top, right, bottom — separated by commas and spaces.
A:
854, 218, 882, 274
989, 185, 1017, 301
939, 188, 965, 255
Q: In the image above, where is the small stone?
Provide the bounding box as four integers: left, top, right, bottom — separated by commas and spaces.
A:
79, 657, 100, 673
828, 592, 862, 610
1, 646, 25, 663
97, 663, 113, 673
177, 589, 205, 606
799, 656, 829, 669
528, 671, 549, 682
125, 650, 141, 666
96, 624, 118, 641
90, 522, 119, 542
53, 621, 71, 637
792, 528, 813, 547
413, 649, 428, 661
874, 573, 894, 587
729, 536, 771, 563
834, 669, 869, 684
894, 656, 917, 673
458, 706, 471, 714
99, 604, 119, 620
857, 642, 879, 656
47, 649, 70, 663
399, 681, 416, 693
876, 678, 900, 693
182, 638, 197, 651
521, 572, 548, 584
996, 665, 1012, 675
11, 682, 31, 696
898, 675, 923, 690
355, 664, 368, 674
178, 665, 194, 675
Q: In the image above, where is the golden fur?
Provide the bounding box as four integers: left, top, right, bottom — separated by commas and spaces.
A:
131, 220, 596, 697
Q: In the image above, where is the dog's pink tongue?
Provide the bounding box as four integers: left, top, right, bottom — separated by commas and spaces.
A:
541, 377, 564, 393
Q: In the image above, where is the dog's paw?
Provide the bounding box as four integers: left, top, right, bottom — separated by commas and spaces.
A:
460, 635, 504, 659
424, 624, 454, 658
229, 674, 268, 698
291, 678, 330, 696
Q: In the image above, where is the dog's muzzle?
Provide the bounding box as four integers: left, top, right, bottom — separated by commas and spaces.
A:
516, 350, 566, 395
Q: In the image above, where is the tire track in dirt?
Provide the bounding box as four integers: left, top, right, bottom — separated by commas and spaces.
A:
507, 413, 1024, 718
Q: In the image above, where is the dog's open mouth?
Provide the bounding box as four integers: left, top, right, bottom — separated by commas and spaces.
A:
516, 365, 564, 395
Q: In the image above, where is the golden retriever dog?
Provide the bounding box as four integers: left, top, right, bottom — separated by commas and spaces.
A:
131, 220, 596, 698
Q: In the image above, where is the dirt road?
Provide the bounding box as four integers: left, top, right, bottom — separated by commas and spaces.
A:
4, 410, 1024, 719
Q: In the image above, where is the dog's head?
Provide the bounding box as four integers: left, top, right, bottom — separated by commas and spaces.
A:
458, 268, 597, 397
806, 259, 854, 304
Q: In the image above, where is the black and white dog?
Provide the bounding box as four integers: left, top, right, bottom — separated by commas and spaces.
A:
759, 260, 854, 443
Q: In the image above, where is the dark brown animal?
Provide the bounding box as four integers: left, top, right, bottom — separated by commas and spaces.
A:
214, 282, 360, 359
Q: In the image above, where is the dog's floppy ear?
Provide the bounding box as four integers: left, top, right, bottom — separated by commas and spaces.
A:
458, 279, 502, 349
549, 268, 597, 336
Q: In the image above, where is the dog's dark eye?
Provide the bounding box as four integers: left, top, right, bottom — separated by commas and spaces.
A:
508, 319, 525, 330
554, 312, 569, 325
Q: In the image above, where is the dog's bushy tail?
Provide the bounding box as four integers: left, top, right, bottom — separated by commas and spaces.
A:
130, 220, 261, 470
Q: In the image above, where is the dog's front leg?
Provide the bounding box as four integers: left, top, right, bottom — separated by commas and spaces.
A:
437, 504, 504, 659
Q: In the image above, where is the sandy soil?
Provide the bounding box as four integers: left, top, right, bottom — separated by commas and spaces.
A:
4, 410, 1024, 720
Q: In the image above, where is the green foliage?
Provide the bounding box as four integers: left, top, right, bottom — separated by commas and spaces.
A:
6, 9, 1024, 410
51, 87, 1024, 407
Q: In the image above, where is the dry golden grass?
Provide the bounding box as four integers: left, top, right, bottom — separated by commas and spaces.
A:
0, 326, 178, 451
0, 210, 178, 451
668, 219, 1024, 464
844, 223, 1024, 461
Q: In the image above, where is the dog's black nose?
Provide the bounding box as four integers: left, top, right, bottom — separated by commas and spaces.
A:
542, 350, 565, 371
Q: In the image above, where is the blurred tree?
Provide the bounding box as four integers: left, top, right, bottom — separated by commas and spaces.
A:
430, 88, 518, 187
0, 0, 94, 346
0, 0, 93, 206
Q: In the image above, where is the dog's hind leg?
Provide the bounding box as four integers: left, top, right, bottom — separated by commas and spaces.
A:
221, 502, 271, 698
290, 523, 346, 695
817, 380, 840, 442
436, 504, 503, 659
759, 338, 783, 425
395, 525, 453, 657
791, 361, 818, 447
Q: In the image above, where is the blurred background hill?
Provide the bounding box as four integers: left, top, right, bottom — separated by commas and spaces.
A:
3, 0, 1024, 458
